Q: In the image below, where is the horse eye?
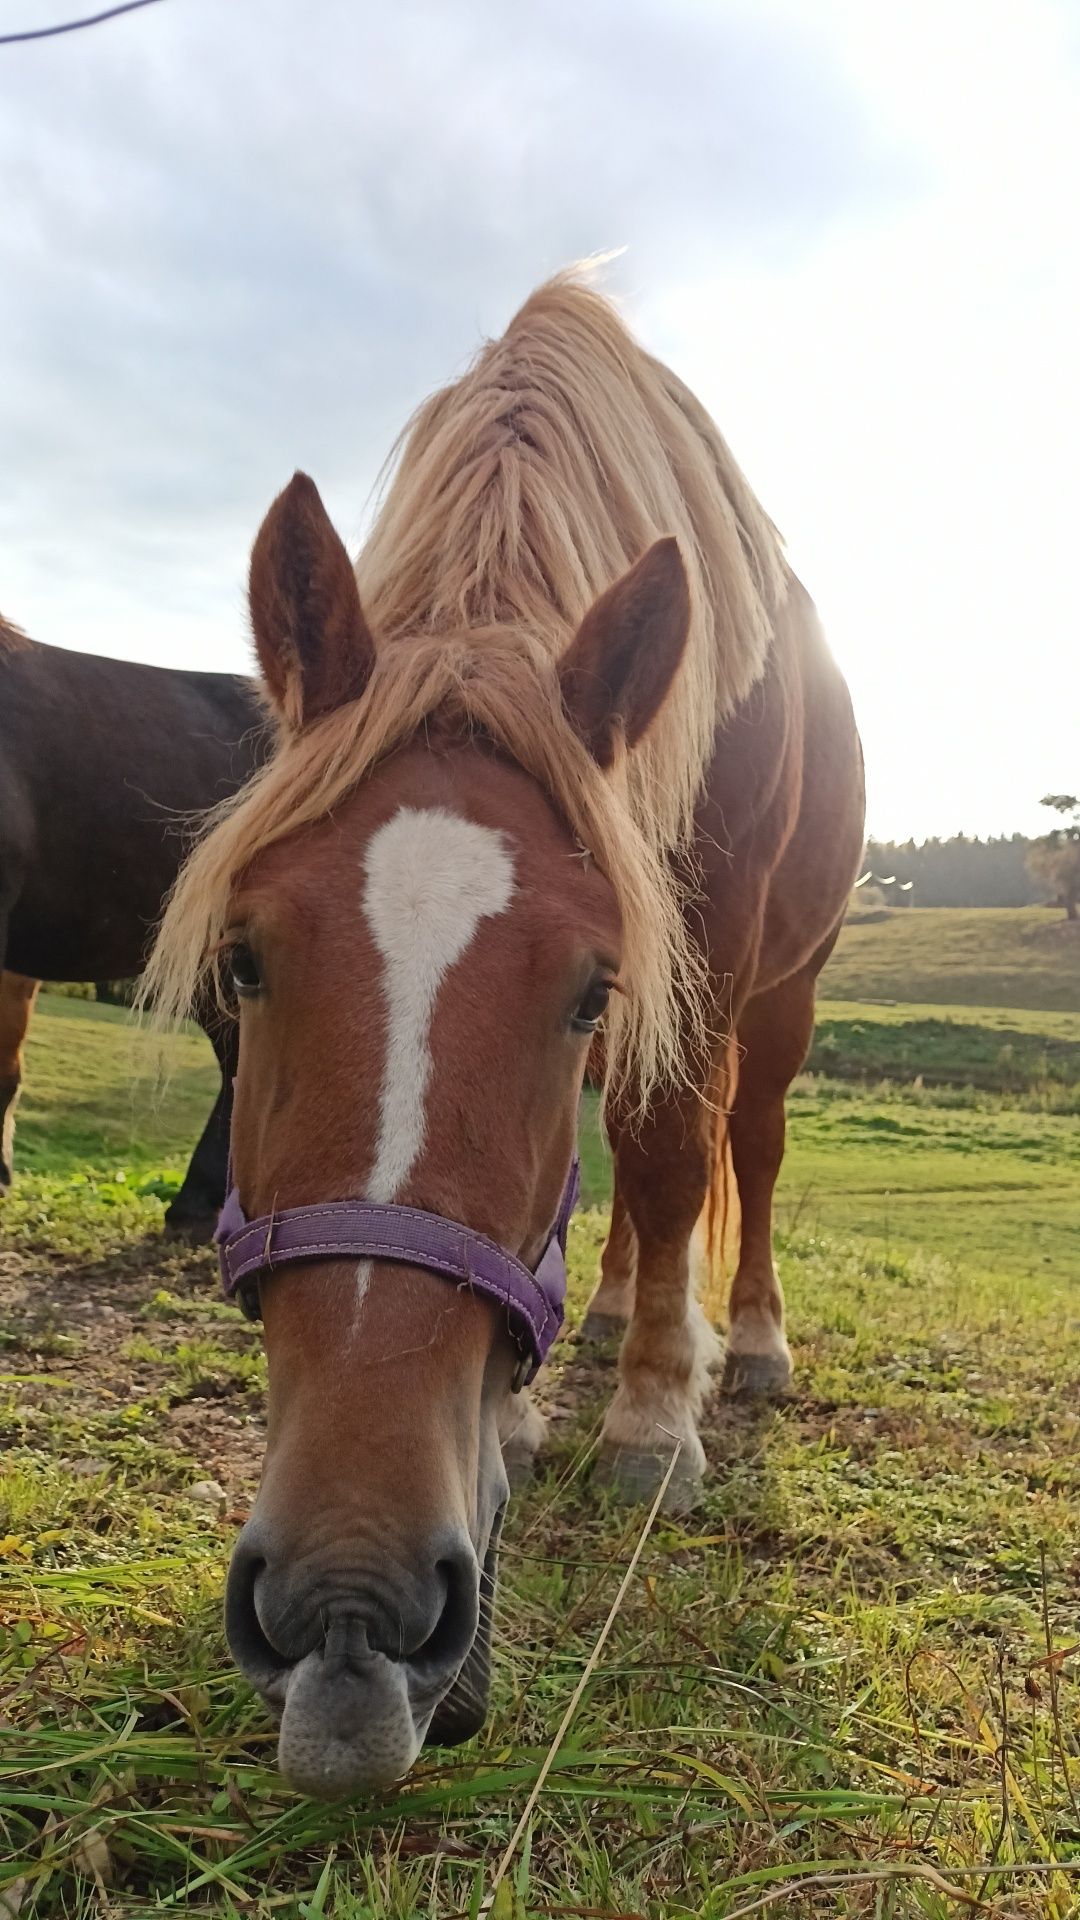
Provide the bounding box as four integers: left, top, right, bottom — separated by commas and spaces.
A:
229, 942, 262, 997
572, 978, 612, 1033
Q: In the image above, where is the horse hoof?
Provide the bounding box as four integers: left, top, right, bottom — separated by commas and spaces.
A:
579, 1311, 628, 1344
721, 1350, 793, 1399
501, 1441, 539, 1491
593, 1445, 703, 1512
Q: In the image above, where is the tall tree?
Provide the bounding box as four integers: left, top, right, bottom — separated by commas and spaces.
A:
1028, 795, 1080, 921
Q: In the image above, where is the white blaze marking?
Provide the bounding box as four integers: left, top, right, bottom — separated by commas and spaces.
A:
352, 807, 514, 1310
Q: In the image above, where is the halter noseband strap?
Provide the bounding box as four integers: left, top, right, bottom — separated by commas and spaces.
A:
215, 1157, 579, 1389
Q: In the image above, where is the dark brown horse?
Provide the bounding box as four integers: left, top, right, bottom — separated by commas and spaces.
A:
147, 276, 865, 1795
0, 617, 267, 1226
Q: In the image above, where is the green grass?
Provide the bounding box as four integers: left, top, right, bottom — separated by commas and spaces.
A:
10, 996, 219, 1181
811, 999, 1080, 1105
781, 1077, 1079, 1276
823, 906, 1080, 1012
2, 962, 1079, 1916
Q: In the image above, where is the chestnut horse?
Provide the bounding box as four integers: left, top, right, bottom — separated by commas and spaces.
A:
146, 277, 864, 1797
0, 616, 267, 1224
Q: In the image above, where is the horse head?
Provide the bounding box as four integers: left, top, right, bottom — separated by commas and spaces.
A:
200, 473, 689, 1796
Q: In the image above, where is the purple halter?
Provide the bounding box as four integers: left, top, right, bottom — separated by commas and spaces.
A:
215, 1156, 579, 1389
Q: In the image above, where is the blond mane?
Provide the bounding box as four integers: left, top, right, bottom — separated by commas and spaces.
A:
144, 273, 786, 1109
358, 274, 786, 856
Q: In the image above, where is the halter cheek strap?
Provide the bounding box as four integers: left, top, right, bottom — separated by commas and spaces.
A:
215, 1156, 579, 1389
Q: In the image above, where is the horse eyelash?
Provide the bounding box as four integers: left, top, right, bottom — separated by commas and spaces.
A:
207, 929, 249, 962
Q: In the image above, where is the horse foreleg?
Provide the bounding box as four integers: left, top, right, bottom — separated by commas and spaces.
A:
581, 1180, 637, 1340
596, 1090, 720, 1510
0, 972, 40, 1187
497, 1388, 547, 1490
722, 961, 819, 1396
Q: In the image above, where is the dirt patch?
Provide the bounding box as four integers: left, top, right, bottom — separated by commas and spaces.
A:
0, 1232, 266, 1501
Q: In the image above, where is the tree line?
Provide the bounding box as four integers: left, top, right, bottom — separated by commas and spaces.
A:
861, 833, 1040, 907
864, 800, 1079, 914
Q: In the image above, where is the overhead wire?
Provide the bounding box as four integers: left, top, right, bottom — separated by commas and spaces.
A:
0, 0, 165, 47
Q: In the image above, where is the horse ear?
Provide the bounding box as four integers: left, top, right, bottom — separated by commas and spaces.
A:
558, 539, 691, 767
248, 472, 376, 728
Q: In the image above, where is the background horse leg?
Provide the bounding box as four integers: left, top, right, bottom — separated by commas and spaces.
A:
722, 937, 836, 1396
163, 1013, 237, 1235
581, 1175, 637, 1340
595, 1087, 720, 1509
0, 972, 40, 1186
503, 1126, 636, 1485
497, 1387, 548, 1489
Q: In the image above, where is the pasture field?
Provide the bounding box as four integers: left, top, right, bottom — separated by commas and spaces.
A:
2, 940, 1079, 1919
824, 907, 1079, 1013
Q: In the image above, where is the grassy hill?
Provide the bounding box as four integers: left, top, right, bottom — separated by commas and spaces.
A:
823, 906, 1079, 1012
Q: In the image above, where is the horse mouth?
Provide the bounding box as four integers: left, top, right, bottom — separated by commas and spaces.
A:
227, 1520, 502, 1794
271, 1545, 498, 1799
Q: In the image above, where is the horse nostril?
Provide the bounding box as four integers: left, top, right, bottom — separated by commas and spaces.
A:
410, 1543, 479, 1682
225, 1533, 295, 1700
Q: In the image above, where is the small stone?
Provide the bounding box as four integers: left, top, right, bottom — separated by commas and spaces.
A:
69, 1458, 107, 1478
188, 1479, 227, 1507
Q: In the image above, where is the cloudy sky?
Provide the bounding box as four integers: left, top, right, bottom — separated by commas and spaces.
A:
2, 0, 1077, 840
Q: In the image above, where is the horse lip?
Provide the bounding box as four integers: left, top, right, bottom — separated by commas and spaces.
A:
260, 1670, 290, 1715
275, 1643, 426, 1798
405, 1654, 471, 1720
244, 1584, 478, 1724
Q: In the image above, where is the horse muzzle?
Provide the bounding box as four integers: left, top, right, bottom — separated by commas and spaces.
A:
226, 1518, 485, 1797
